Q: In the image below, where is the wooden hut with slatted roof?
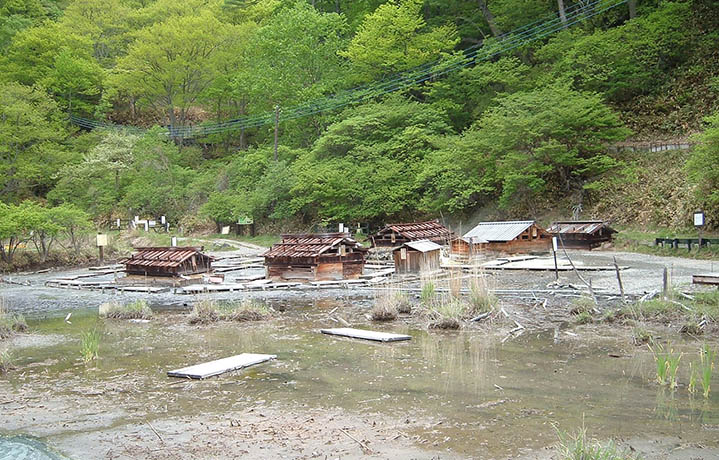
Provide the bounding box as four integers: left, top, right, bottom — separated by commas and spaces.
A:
370, 220, 454, 248
263, 233, 368, 282
121, 247, 212, 277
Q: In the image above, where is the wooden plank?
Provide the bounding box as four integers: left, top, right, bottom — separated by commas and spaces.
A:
168, 353, 276, 379
693, 273, 719, 285
320, 327, 411, 342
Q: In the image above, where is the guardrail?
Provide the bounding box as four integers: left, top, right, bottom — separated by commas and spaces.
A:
655, 237, 719, 251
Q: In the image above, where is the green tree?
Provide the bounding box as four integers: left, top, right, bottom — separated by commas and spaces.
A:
49, 203, 93, 259
340, 0, 458, 81
687, 113, 719, 222
111, 12, 233, 132
291, 97, 453, 223
0, 83, 71, 201
42, 49, 104, 115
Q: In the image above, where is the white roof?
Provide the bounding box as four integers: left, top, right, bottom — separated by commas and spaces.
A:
463, 221, 535, 242
402, 240, 442, 253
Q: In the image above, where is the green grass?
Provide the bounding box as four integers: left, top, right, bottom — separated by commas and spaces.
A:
100, 300, 153, 320
467, 272, 497, 314
420, 281, 436, 305
189, 299, 272, 324
699, 344, 716, 398
80, 329, 101, 363
556, 424, 641, 460
0, 348, 13, 373
614, 227, 719, 260
0, 300, 28, 340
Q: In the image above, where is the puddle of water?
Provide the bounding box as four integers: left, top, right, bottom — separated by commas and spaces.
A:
4, 298, 719, 458
0, 436, 66, 460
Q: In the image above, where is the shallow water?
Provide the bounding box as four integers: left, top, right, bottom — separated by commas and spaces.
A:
3, 297, 719, 458
0, 436, 66, 460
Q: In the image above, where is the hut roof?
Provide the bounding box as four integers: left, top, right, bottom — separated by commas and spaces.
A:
121, 247, 208, 268
401, 240, 442, 253
546, 221, 617, 235
463, 221, 536, 242
377, 220, 453, 241
263, 233, 367, 258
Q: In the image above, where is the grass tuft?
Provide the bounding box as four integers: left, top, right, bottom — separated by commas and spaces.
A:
0, 300, 27, 340
556, 424, 641, 460
80, 329, 101, 363
0, 348, 13, 373
100, 300, 153, 320
189, 299, 272, 324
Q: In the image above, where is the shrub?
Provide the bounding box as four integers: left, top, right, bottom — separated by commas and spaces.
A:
189, 299, 272, 324
0, 301, 27, 340
556, 424, 640, 460
80, 329, 101, 363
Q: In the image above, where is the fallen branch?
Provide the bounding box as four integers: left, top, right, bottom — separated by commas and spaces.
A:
146, 421, 163, 443
339, 428, 373, 453
470, 311, 492, 322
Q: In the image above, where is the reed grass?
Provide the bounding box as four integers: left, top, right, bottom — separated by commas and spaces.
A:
100, 300, 153, 320
189, 299, 272, 324
649, 341, 669, 385
420, 281, 436, 305
556, 424, 640, 460
80, 329, 101, 363
371, 289, 408, 321
0, 348, 13, 373
467, 270, 497, 314
699, 344, 715, 398
0, 299, 27, 340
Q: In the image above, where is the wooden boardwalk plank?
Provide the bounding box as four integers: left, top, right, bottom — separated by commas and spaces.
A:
168, 353, 276, 379
320, 327, 411, 342
693, 273, 719, 285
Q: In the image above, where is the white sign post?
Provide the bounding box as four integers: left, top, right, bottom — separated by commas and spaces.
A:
96, 233, 108, 263
552, 236, 559, 281
694, 210, 705, 250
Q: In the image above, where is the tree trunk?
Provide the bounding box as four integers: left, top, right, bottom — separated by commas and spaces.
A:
557, 0, 568, 28
628, 0, 637, 19
477, 0, 502, 38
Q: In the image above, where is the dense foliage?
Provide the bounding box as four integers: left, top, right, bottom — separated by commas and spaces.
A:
1, 0, 718, 235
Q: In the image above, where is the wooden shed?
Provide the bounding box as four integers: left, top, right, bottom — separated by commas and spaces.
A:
393, 240, 442, 274
450, 236, 488, 260
371, 220, 454, 248
121, 247, 212, 277
546, 221, 617, 249
263, 233, 367, 282
462, 221, 551, 254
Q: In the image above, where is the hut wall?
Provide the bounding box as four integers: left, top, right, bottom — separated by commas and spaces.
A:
265, 252, 365, 281
556, 234, 612, 249
266, 264, 316, 281
393, 249, 440, 274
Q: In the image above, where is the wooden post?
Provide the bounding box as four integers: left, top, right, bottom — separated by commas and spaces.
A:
99, 245, 104, 264
663, 266, 669, 299
613, 256, 625, 303
552, 237, 559, 281
273, 105, 279, 162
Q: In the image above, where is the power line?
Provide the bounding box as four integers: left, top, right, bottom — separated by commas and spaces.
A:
71, 0, 628, 138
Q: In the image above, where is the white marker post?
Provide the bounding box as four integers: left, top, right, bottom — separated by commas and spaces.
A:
96, 233, 108, 264
552, 236, 559, 281
171, 236, 177, 247
694, 210, 705, 251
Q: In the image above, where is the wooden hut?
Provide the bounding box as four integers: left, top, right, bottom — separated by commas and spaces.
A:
263, 233, 367, 282
371, 220, 454, 247
393, 240, 442, 274
546, 221, 617, 249
121, 247, 212, 277
450, 236, 488, 261
462, 221, 551, 254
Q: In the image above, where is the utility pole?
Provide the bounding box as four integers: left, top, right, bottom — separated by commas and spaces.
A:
274, 105, 280, 162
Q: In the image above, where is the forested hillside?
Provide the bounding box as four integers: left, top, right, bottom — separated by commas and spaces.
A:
1, 0, 718, 237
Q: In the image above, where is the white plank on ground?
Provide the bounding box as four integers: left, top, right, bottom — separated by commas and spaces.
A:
320, 327, 411, 342
167, 353, 276, 379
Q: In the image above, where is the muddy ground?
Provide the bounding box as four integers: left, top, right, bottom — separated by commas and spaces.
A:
2, 247, 719, 459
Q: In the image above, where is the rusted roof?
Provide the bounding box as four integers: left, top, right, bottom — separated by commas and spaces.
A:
378, 220, 454, 241
263, 233, 367, 259
121, 247, 209, 268
463, 221, 536, 242
546, 221, 617, 235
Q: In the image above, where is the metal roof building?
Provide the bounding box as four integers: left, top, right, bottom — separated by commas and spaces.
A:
461, 221, 551, 254
393, 239, 442, 274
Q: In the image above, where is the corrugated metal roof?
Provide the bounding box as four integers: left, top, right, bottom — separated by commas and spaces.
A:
463, 221, 535, 242
121, 247, 208, 268
379, 220, 454, 241
263, 233, 367, 258
402, 240, 442, 253
458, 236, 489, 244
546, 221, 616, 235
